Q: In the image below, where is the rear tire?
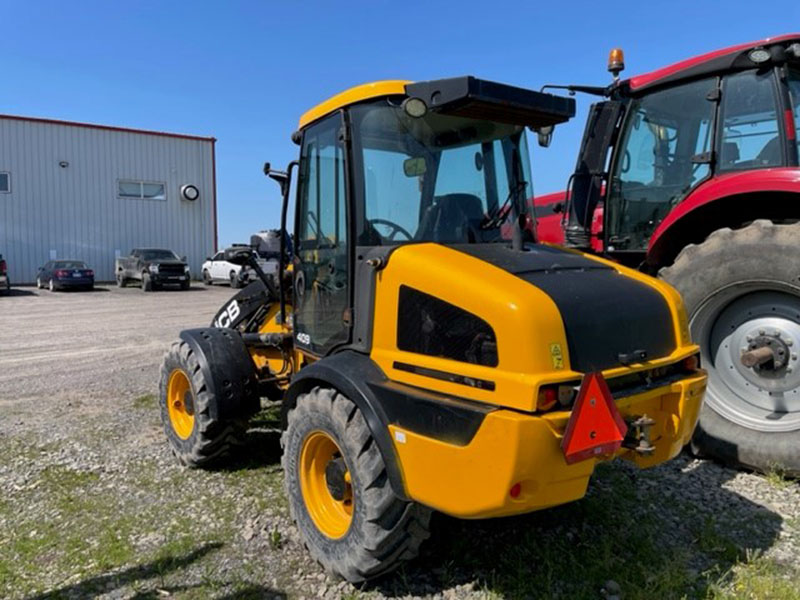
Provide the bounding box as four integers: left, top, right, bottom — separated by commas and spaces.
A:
282, 386, 431, 582
48, 279, 55, 292
230, 271, 241, 289
116, 272, 126, 287
660, 220, 800, 475
142, 272, 153, 292
36, 277, 43, 289
159, 340, 247, 467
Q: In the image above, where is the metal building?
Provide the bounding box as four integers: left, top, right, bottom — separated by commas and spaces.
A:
0, 115, 217, 283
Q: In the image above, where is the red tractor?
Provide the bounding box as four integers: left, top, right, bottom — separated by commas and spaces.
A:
536, 34, 800, 475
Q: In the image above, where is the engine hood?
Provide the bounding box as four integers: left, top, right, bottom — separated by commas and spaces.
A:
452, 244, 676, 372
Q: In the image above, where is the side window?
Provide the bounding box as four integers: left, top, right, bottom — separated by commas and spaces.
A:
213, 252, 223, 261
0, 172, 10, 193
294, 114, 350, 354
719, 70, 783, 170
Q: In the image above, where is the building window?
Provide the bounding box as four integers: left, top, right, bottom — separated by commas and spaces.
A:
0, 172, 10, 193
118, 179, 166, 200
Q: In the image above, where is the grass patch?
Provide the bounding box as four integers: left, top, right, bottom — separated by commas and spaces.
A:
707, 553, 800, 599
133, 394, 157, 409
763, 463, 796, 490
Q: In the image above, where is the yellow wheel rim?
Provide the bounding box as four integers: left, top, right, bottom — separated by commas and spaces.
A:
299, 431, 354, 539
167, 369, 195, 440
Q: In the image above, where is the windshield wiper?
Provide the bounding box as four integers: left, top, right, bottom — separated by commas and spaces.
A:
480, 181, 527, 230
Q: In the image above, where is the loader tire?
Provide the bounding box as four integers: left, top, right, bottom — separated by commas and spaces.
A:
660, 220, 800, 475
282, 387, 431, 582
159, 340, 247, 467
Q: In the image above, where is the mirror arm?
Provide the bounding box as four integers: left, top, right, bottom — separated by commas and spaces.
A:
278, 160, 299, 326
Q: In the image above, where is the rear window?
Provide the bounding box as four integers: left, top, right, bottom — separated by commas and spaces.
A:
54, 261, 87, 269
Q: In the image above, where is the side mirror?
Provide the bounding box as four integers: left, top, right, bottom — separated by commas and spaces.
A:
535, 125, 555, 148
181, 256, 187, 262
205, 256, 211, 261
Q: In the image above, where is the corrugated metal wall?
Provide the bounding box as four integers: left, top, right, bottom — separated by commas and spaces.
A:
0, 117, 215, 283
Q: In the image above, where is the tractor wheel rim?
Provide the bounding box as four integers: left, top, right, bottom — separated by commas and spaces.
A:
693, 283, 800, 432
299, 430, 353, 539
167, 369, 195, 439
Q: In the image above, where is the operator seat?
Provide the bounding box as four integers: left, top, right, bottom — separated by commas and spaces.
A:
417, 193, 484, 243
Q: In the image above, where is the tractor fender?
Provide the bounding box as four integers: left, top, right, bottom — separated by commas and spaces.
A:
283, 351, 409, 501
178, 328, 260, 421
648, 168, 800, 266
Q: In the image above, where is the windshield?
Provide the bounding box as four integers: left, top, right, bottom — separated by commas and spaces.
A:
606, 78, 716, 251
350, 98, 534, 245
140, 250, 179, 261
53, 261, 87, 269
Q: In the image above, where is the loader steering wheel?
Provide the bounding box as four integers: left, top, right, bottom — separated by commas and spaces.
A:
368, 218, 414, 243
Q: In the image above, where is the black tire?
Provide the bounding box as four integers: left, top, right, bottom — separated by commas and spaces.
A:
203, 270, 212, 286
230, 271, 241, 289
660, 220, 800, 475
180, 280, 191, 291
159, 340, 247, 467
116, 272, 126, 288
36, 277, 43, 290
282, 387, 431, 582
48, 279, 56, 292
142, 272, 153, 292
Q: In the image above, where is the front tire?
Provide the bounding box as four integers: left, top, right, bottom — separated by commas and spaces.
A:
116, 272, 126, 287
282, 387, 431, 582
203, 270, 212, 286
159, 340, 247, 467
660, 220, 800, 475
230, 271, 241, 289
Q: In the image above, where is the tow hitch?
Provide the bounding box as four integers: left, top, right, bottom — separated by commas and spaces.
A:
623, 415, 656, 455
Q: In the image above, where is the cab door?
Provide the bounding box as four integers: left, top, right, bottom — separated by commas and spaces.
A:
293, 112, 350, 356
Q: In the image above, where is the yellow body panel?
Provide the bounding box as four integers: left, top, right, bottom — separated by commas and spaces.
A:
298, 80, 410, 130
365, 241, 706, 517
390, 372, 706, 518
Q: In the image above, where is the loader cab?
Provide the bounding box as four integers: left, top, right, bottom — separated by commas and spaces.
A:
288, 78, 575, 357
566, 40, 800, 264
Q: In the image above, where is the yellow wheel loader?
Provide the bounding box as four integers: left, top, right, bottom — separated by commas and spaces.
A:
159, 77, 707, 582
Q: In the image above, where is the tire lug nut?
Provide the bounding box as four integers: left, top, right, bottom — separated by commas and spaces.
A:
759, 329, 765, 335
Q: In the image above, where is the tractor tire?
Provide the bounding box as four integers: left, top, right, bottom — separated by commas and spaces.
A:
116, 272, 126, 287
282, 387, 431, 582
660, 220, 800, 475
142, 272, 153, 292
159, 340, 247, 467
230, 271, 241, 289
203, 269, 212, 285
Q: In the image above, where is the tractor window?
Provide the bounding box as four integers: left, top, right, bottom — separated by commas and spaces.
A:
606, 77, 716, 251
351, 99, 533, 246
718, 70, 783, 170
788, 69, 800, 157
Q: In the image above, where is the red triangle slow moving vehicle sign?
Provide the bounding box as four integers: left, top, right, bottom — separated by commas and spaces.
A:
561, 372, 628, 465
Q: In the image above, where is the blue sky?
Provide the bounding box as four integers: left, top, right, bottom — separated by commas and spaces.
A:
3, 1, 799, 247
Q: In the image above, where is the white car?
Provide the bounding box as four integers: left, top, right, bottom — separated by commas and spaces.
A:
202, 250, 279, 288
202, 252, 245, 287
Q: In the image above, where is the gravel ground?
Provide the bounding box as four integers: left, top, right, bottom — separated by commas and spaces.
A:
0, 284, 798, 599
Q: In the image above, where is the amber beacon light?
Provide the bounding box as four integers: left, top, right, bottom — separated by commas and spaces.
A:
608, 47, 625, 80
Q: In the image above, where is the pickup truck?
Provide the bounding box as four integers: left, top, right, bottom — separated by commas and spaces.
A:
0, 253, 9, 294
115, 248, 190, 291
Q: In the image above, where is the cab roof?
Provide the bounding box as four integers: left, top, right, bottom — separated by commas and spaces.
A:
627, 33, 800, 92
298, 77, 576, 131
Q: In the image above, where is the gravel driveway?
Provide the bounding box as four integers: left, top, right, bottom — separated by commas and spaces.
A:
1, 284, 798, 599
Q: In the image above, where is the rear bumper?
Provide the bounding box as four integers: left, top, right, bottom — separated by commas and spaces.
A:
53, 277, 93, 288
390, 371, 707, 518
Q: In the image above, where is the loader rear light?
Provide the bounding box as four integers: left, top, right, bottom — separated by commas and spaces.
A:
683, 354, 700, 372
509, 482, 522, 499
536, 387, 558, 411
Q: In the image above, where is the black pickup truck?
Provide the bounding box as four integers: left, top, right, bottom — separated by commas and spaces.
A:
115, 248, 190, 291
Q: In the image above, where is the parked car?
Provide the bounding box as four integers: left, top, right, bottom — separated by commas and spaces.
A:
0, 253, 9, 294
202, 250, 246, 288
115, 248, 190, 291
36, 260, 94, 291
203, 246, 278, 288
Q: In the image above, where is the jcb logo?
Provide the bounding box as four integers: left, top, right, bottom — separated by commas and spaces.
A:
214, 300, 241, 328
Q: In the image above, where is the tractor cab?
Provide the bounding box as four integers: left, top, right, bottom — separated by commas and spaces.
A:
564, 35, 800, 262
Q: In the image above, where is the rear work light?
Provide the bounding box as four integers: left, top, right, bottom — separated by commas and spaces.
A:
537, 383, 579, 412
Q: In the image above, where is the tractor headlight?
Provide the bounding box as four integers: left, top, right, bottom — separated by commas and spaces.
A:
148, 264, 159, 273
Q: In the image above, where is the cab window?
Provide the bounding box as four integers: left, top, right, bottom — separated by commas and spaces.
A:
718, 70, 783, 170
787, 68, 800, 157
